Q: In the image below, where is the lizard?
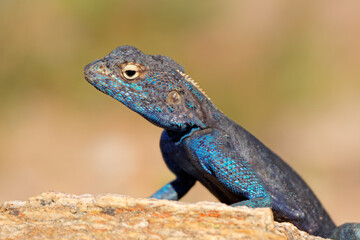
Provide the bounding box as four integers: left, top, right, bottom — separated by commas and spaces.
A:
84, 45, 360, 240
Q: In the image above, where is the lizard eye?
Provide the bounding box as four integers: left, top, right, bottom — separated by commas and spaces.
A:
122, 64, 140, 80
167, 90, 181, 105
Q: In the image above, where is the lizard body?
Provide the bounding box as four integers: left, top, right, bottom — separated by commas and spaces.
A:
84, 46, 359, 240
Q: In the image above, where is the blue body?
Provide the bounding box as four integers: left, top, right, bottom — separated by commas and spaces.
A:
84, 46, 359, 240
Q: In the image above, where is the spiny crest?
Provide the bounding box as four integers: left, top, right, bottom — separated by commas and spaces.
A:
177, 70, 210, 100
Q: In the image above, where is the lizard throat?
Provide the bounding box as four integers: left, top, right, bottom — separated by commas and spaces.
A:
176, 70, 210, 100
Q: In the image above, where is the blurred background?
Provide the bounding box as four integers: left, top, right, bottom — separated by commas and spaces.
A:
0, 0, 359, 225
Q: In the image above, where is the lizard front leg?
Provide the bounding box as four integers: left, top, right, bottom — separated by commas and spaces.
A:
150, 177, 195, 200
150, 130, 196, 201
185, 128, 272, 208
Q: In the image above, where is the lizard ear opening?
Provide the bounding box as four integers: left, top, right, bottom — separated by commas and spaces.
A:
167, 90, 182, 105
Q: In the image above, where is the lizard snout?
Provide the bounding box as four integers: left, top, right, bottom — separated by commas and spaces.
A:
84, 59, 110, 84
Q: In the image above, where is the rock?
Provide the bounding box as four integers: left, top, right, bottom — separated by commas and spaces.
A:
0, 192, 327, 239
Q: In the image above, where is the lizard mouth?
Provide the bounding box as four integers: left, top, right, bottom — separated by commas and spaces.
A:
84, 61, 97, 84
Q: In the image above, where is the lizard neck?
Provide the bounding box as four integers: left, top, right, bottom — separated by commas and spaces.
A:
166, 98, 227, 144
200, 96, 228, 128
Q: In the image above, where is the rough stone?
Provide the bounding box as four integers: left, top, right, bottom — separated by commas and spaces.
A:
0, 192, 328, 239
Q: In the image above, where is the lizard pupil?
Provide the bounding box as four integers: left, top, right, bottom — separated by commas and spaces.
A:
125, 70, 136, 77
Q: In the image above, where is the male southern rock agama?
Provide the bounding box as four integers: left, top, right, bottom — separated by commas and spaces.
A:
84, 46, 360, 240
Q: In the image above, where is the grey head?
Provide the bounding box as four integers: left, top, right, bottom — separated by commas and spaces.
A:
84, 46, 213, 131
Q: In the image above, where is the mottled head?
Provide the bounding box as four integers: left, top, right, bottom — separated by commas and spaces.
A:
84, 46, 212, 131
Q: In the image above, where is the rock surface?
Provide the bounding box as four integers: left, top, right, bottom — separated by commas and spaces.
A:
0, 192, 327, 239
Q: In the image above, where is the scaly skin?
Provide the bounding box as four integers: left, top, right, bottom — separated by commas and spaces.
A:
84, 46, 359, 240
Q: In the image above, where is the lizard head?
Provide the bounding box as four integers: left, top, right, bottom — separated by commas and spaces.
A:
84, 46, 212, 131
